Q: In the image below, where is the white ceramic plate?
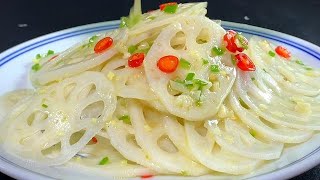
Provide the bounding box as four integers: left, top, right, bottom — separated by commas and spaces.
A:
0, 20, 319, 180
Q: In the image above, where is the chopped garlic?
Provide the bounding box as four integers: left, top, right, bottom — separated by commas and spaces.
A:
144, 124, 152, 131
295, 101, 311, 114
259, 104, 268, 110
107, 72, 115, 80
175, 95, 194, 109
91, 118, 97, 124
270, 111, 285, 117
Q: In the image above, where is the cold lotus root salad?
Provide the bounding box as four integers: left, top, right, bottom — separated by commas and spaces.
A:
0, 0, 320, 179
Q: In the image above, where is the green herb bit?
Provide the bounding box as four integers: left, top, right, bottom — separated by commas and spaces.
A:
194, 79, 208, 91
239, 98, 249, 109
119, 115, 131, 124
211, 46, 225, 56
179, 58, 191, 69
42, 104, 48, 108
202, 58, 209, 65
31, 63, 41, 72
89, 35, 98, 43
235, 34, 248, 50
119, 17, 129, 28
249, 129, 256, 137
185, 72, 195, 81
295, 60, 304, 65
251, 77, 256, 81
210, 65, 220, 73
36, 54, 42, 59
136, 47, 151, 54
46, 50, 54, 56
305, 67, 313, 71
163, 4, 178, 14
268, 51, 276, 57
263, 68, 267, 73
98, 156, 109, 165
128, 45, 137, 54
231, 55, 236, 65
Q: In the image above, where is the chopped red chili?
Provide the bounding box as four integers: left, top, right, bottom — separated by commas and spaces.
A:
157, 55, 179, 73
94, 37, 113, 53
275, 46, 291, 59
235, 53, 256, 71
128, 53, 145, 68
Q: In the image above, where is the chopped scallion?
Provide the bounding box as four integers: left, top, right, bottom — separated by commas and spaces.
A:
119, 17, 129, 28
305, 67, 313, 71
31, 64, 41, 72
268, 51, 276, 57
36, 54, 42, 59
46, 50, 54, 56
119, 115, 131, 124
128, 45, 137, 54
211, 46, 225, 56
98, 156, 109, 165
235, 34, 248, 49
42, 104, 48, 108
210, 65, 220, 73
179, 58, 191, 69
251, 77, 256, 81
295, 60, 304, 65
185, 72, 195, 81
163, 4, 178, 14
202, 58, 209, 65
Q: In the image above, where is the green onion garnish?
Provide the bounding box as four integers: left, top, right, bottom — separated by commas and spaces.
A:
263, 68, 267, 73
185, 72, 195, 81
163, 4, 178, 14
179, 58, 191, 69
98, 156, 109, 165
42, 104, 48, 108
128, 45, 137, 54
210, 65, 220, 73
305, 67, 313, 71
31, 64, 41, 72
119, 115, 131, 124
235, 34, 248, 50
89, 35, 98, 43
211, 47, 225, 56
202, 58, 209, 65
251, 77, 256, 81
194, 79, 208, 91
268, 51, 276, 57
295, 60, 304, 65
36, 54, 42, 59
46, 50, 54, 56
119, 17, 129, 28
231, 55, 236, 65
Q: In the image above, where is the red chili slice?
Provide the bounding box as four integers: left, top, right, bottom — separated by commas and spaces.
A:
223, 30, 247, 53
235, 53, 256, 71
49, 55, 58, 62
275, 46, 291, 59
141, 174, 153, 179
159, 2, 177, 11
91, 137, 98, 144
128, 53, 145, 68
157, 55, 179, 73
94, 37, 113, 53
